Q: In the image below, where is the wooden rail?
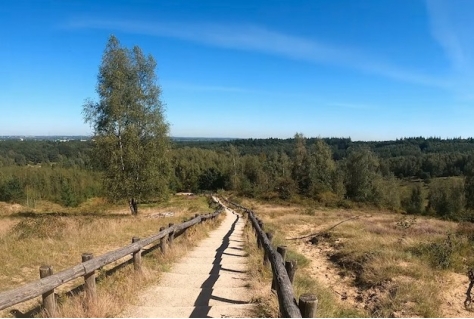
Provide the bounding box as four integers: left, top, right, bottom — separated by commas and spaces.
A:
0, 206, 223, 316
223, 198, 317, 318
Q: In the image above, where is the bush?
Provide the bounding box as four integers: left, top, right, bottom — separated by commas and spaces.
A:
427, 178, 465, 219
402, 185, 424, 214
0, 177, 25, 202
12, 217, 69, 239
371, 175, 401, 210
412, 234, 469, 270
315, 191, 340, 207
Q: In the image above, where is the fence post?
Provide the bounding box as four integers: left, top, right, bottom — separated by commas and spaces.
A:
263, 232, 274, 266
168, 223, 175, 248
82, 253, 97, 304
39, 265, 56, 317
257, 220, 264, 249
299, 293, 318, 318
132, 237, 142, 272
160, 227, 168, 255
285, 260, 298, 284
272, 246, 287, 291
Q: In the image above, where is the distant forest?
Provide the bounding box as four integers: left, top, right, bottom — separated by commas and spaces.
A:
1, 136, 474, 221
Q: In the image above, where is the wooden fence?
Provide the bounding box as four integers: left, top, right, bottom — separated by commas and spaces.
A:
0, 207, 223, 317
223, 198, 317, 318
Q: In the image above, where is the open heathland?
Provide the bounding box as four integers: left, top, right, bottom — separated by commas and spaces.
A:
0, 195, 222, 317
234, 196, 474, 318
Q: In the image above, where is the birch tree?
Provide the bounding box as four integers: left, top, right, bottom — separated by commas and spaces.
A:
83, 35, 170, 215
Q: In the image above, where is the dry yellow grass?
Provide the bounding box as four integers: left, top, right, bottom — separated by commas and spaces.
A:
238, 197, 474, 318
0, 195, 222, 318
239, 205, 365, 318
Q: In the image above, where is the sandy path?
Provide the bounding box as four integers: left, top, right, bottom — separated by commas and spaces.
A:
121, 208, 254, 318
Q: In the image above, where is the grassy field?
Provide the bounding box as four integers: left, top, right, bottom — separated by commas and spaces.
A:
2, 192, 474, 318
235, 196, 474, 318
0, 195, 221, 317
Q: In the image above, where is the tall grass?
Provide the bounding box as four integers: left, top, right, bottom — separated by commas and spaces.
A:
239, 196, 473, 317
0, 195, 221, 317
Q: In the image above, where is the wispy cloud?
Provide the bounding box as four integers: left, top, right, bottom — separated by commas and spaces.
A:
426, 0, 474, 100
67, 17, 448, 88
426, 0, 466, 70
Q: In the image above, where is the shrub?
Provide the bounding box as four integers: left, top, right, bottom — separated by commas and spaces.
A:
412, 234, 472, 271
0, 177, 25, 202
427, 178, 465, 219
12, 217, 69, 239
402, 185, 424, 214
315, 191, 340, 207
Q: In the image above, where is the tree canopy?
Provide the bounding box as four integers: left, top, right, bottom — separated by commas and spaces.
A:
83, 35, 170, 214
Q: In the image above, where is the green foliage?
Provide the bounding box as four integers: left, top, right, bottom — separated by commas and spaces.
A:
402, 184, 424, 214
413, 234, 459, 270
4, 132, 474, 219
371, 174, 401, 210
83, 36, 170, 213
60, 180, 79, 207
427, 178, 465, 219
275, 176, 296, 200
344, 147, 380, 202
291, 133, 311, 195
0, 177, 25, 202
308, 138, 337, 197
0, 140, 93, 168
464, 158, 474, 211
0, 166, 101, 207
198, 167, 227, 191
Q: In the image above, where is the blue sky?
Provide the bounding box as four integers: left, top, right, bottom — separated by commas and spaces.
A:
2, 0, 474, 140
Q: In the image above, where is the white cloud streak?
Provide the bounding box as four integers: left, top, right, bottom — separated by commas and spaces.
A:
426, 0, 466, 70
426, 0, 474, 100
67, 18, 448, 88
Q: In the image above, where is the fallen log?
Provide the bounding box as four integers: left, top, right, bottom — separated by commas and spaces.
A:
286, 216, 360, 240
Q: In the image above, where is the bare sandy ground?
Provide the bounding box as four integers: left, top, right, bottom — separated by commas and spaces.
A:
121, 207, 255, 318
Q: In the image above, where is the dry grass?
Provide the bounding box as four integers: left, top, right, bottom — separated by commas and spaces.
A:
238, 197, 474, 318
55, 216, 223, 318
0, 195, 222, 318
240, 208, 364, 318
241, 218, 280, 318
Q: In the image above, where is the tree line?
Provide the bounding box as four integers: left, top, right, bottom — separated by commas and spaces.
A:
2, 133, 474, 220
2, 35, 474, 221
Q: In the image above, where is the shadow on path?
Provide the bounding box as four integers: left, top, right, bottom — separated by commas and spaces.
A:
189, 211, 248, 318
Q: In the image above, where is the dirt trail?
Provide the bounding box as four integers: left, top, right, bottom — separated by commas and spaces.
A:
294, 240, 367, 310
292, 225, 474, 318
121, 207, 254, 318
440, 272, 474, 317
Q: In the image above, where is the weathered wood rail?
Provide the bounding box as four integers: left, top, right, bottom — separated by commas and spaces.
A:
0, 205, 224, 316
222, 198, 317, 318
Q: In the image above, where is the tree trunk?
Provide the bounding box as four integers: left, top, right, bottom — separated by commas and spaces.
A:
129, 198, 138, 215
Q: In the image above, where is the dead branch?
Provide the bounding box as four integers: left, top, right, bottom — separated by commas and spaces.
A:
286, 216, 360, 240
